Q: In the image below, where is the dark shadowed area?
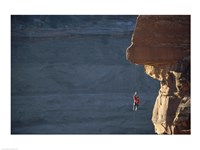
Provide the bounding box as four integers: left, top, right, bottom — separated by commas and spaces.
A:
11, 15, 159, 134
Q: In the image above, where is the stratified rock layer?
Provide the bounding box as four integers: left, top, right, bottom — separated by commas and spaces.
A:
126, 15, 190, 134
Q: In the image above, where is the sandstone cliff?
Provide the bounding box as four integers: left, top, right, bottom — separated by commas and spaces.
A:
126, 15, 190, 134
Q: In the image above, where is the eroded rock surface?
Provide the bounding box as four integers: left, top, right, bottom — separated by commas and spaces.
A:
126, 15, 190, 134
126, 15, 190, 65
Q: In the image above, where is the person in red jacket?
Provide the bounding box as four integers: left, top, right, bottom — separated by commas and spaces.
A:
133, 92, 140, 111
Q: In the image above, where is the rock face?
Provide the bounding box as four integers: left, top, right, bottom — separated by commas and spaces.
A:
126, 15, 190, 134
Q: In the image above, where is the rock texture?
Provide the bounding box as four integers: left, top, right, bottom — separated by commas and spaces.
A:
126, 15, 190, 65
126, 15, 190, 134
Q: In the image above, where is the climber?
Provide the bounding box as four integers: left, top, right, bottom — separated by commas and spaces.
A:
133, 92, 140, 111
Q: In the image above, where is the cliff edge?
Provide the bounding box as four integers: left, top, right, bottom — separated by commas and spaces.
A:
126, 15, 190, 134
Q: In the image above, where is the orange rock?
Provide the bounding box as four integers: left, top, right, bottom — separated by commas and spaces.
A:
126, 15, 190, 65
126, 15, 190, 134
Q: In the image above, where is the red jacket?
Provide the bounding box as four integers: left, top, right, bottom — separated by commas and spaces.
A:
133, 95, 140, 104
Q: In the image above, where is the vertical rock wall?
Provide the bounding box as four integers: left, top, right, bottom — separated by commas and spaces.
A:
126, 15, 190, 134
